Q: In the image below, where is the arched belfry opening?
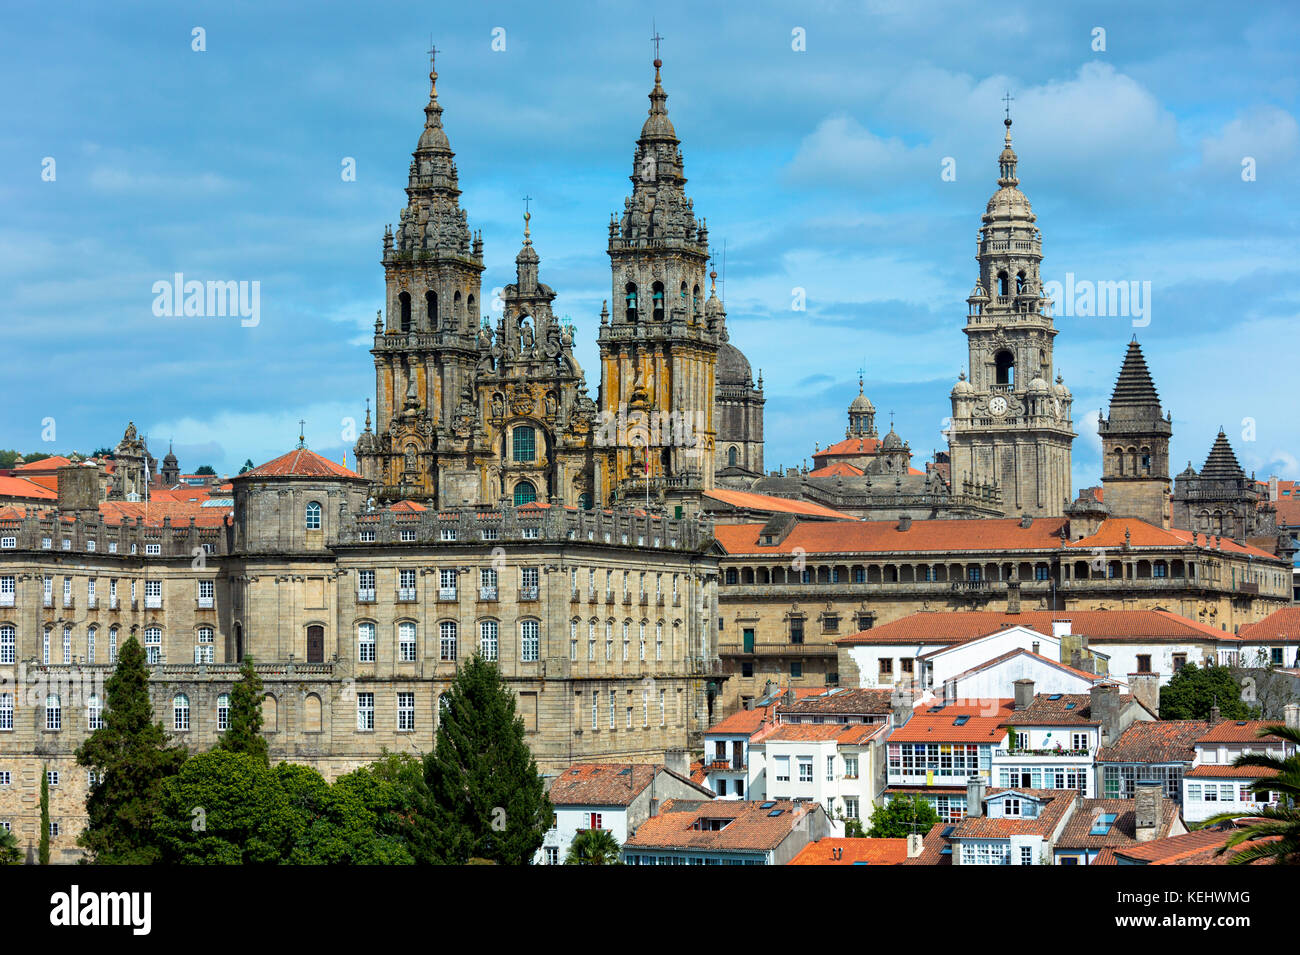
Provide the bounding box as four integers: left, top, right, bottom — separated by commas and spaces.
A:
995, 350, 1015, 388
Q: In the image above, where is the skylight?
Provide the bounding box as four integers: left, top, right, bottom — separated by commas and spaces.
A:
953, 716, 970, 726
768, 809, 784, 817
1065, 702, 1076, 709
760, 801, 776, 809
1089, 813, 1118, 836
941, 825, 955, 838
1049, 694, 1063, 701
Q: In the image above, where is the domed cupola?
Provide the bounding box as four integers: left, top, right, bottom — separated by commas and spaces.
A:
846, 376, 877, 438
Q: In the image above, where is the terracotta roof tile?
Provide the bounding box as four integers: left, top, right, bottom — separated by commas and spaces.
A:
1002, 694, 1099, 726
0, 476, 57, 500
838, 608, 1238, 646
888, 700, 1014, 743
548, 763, 712, 807
777, 687, 895, 716
715, 516, 1067, 556
1109, 826, 1275, 865
808, 461, 864, 478
13, 456, 71, 472
950, 788, 1075, 839
817, 437, 883, 457
96, 501, 231, 528
1185, 764, 1280, 779
1239, 607, 1300, 643
1197, 720, 1287, 744
624, 800, 819, 853
236, 448, 364, 480
788, 837, 908, 865
1056, 797, 1179, 849
759, 722, 885, 745
904, 821, 953, 866
1066, 518, 1280, 560
703, 489, 855, 520
1095, 721, 1212, 763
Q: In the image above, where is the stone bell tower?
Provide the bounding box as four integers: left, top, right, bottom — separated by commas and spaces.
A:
1099, 338, 1172, 527
597, 55, 719, 506
354, 50, 485, 504
947, 113, 1075, 517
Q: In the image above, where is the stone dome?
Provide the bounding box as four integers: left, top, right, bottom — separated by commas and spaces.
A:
882, 428, 905, 451
1028, 376, 1050, 394
717, 342, 753, 386
951, 372, 974, 396
849, 391, 875, 413
984, 186, 1035, 221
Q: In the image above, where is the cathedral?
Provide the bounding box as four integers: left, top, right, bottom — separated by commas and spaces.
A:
352, 54, 761, 515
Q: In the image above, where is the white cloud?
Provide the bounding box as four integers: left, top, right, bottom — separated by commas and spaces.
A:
1200, 105, 1300, 171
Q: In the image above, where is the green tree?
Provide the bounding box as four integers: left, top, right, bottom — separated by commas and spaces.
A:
194, 465, 216, 475
0, 824, 20, 865
216, 656, 268, 765
867, 794, 940, 838
153, 750, 294, 864
1159, 662, 1260, 721
38, 769, 50, 864
843, 818, 866, 838
238, 459, 255, 474
565, 827, 623, 864
334, 752, 437, 863
76, 636, 187, 863
1204, 723, 1300, 864
424, 654, 552, 864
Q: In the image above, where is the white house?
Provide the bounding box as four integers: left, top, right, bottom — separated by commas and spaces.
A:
748, 721, 886, 833
1181, 709, 1298, 824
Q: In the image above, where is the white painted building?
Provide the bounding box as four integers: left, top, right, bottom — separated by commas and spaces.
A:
748, 722, 886, 834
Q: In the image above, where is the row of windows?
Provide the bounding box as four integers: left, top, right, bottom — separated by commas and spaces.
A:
1, 538, 216, 556
10, 577, 214, 605
394, 289, 474, 333
586, 688, 673, 730
7, 624, 216, 666
0, 692, 229, 733
572, 618, 673, 663
355, 620, 540, 663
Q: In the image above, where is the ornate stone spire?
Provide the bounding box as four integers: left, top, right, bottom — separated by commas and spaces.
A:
1108, 338, 1162, 414
1201, 430, 1245, 480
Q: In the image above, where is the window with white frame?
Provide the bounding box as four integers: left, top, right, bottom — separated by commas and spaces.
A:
1020, 845, 1033, 866
521, 620, 539, 662
47, 770, 59, 787
87, 694, 103, 729
356, 692, 375, 731
145, 542, 161, 556
45, 694, 61, 730
660, 689, 666, 726
62, 625, 71, 664
87, 626, 96, 664
174, 694, 190, 731
605, 620, 613, 660
399, 528, 417, 543
639, 621, 646, 661
217, 693, 230, 731
198, 579, 214, 608
0, 576, 12, 607
398, 568, 416, 599
845, 796, 860, 820
439, 621, 457, 661
0, 537, 13, 549
622, 621, 630, 661
108, 627, 118, 663
588, 620, 596, 661
609, 692, 615, 729
591, 690, 599, 730
359, 529, 376, 543
144, 579, 162, 608
144, 626, 162, 665
521, 566, 539, 599
480, 567, 498, 598
305, 501, 322, 530
775, 756, 790, 782
397, 692, 415, 731
108, 541, 117, 553
63, 577, 72, 607
399, 622, 417, 662
357, 569, 376, 601
357, 622, 376, 663
479, 620, 499, 661
0, 771, 9, 786
656, 621, 663, 661
827, 755, 835, 781
42, 627, 50, 665
844, 755, 859, 779
0, 694, 12, 731
570, 620, 578, 661
798, 758, 813, 783
439, 568, 457, 598
0, 625, 13, 666
440, 528, 457, 541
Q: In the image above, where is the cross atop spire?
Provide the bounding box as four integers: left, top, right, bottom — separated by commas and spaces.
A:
297, 420, 307, 449
1002, 90, 1014, 122
651, 22, 664, 62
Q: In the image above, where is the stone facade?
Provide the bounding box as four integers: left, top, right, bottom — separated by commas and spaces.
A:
947, 119, 1075, 517
1099, 340, 1172, 527
1172, 430, 1281, 547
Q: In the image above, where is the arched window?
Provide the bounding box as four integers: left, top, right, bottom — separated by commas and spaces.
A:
453, 290, 462, 327
87, 625, 97, 664
399, 291, 412, 332
399, 622, 416, 662
217, 693, 230, 731
514, 480, 537, 506
1016, 271, 1026, 294
439, 621, 457, 661
0, 693, 12, 731
305, 501, 322, 530
479, 620, 499, 661
466, 294, 475, 329
261, 694, 277, 733
109, 626, 118, 663
46, 693, 61, 731
652, 282, 665, 321
680, 281, 688, 303
727, 446, 739, 467
426, 290, 438, 329
693, 285, 701, 313
625, 283, 638, 322
997, 271, 1009, 296
143, 626, 162, 665
173, 693, 190, 731
578, 492, 593, 510
357, 622, 376, 663
995, 350, 1015, 387
0, 625, 13, 665
512, 425, 536, 462
86, 695, 103, 730
521, 619, 540, 662
303, 693, 322, 733
62, 625, 72, 664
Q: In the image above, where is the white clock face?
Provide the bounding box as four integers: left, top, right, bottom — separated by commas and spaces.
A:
989, 396, 1008, 415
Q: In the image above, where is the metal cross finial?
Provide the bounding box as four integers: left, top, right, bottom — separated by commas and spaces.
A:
1003, 90, 1014, 120
298, 419, 306, 448
428, 37, 436, 69
523, 194, 532, 215
651, 22, 663, 60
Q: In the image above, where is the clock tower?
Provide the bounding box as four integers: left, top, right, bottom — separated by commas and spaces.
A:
947, 115, 1075, 517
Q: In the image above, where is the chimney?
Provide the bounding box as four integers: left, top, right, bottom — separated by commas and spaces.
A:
1052, 619, 1072, 641
907, 833, 924, 858
1134, 781, 1163, 842
1020, 515, 1033, 529
1285, 703, 1300, 731
891, 683, 917, 729
1210, 704, 1221, 723
966, 774, 986, 818
1089, 682, 1122, 745
1013, 678, 1034, 711
1031, 641, 1040, 656
897, 515, 912, 532
664, 748, 689, 778
57, 462, 103, 515
1006, 580, 1021, 614
1127, 673, 1161, 716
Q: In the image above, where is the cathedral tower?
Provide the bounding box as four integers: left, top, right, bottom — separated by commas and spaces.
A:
947, 115, 1074, 517
598, 56, 719, 505
355, 53, 486, 504
1099, 338, 1172, 527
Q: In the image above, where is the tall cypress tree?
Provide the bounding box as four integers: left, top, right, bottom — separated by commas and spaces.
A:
76, 636, 186, 863
425, 654, 551, 864
217, 655, 268, 765
38, 768, 50, 865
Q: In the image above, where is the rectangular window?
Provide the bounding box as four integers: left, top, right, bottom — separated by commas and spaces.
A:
358, 624, 376, 663
1021, 846, 1033, 866
400, 528, 417, 542
480, 568, 498, 600
512, 427, 536, 462
359, 529, 376, 542
826, 755, 835, 781
789, 619, 804, 644
844, 756, 858, 779
0, 576, 13, 608
0, 696, 11, 731
791, 662, 803, 678
440, 528, 458, 541
356, 692, 375, 731
521, 566, 539, 600
591, 691, 599, 730
588, 812, 603, 830
0, 771, 9, 786
775, 756, 790, 782
357, 569, 376, 601
439, 568, 457, 599
197, 579, 214, 608
798, 758, 813, 783
480, 620, 499, 661
399, 622, 417, 662
398, 568, 417, 600
397, 692, 415, 731
521, 620, 539, 662
1136, 654, 1152, 673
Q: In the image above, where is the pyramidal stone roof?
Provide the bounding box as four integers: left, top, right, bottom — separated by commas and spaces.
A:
1108, 339, 1161, 410
1200, 430, 1245, 481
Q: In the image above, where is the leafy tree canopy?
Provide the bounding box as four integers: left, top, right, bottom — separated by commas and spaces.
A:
565, 828, 623, 864
194, 465, 216, 475
867, 794, 940, 838
1159, 662, 1260, 721
216, 656, 268, 765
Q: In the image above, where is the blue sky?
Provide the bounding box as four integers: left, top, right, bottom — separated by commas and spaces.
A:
3, 0, 1298, 490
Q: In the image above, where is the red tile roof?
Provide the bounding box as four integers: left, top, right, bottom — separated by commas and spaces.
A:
758, 722, 885, 745
1185, 764, 1280, 779
817, 437, 883, 457
1067, 518, 1280, 560
904, 821, 953, 866
951, 789, 1075, 839
1196, 720, 1287, 744
888, 700, 1014, 743
548, 763, 712, 807
625, 800, 820, 853
0, 476, 57, 500
838, 608, 1237, 646
13, 456, 71, 472
715, 516, 1067, 556
788, 837, 908, 865
1109, 827, 1272, 865
778, 687, 895, 716
237, 448, 364, 480
1239, 607, 1300, 643
1055, 797, 1179, 849
1001, 694, 1099, 726
96, 501, 231, 528
704, 688, 826, 738
703, 489, 855, 520
808, 461, 865, 478
1095, 721, 1212, 763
